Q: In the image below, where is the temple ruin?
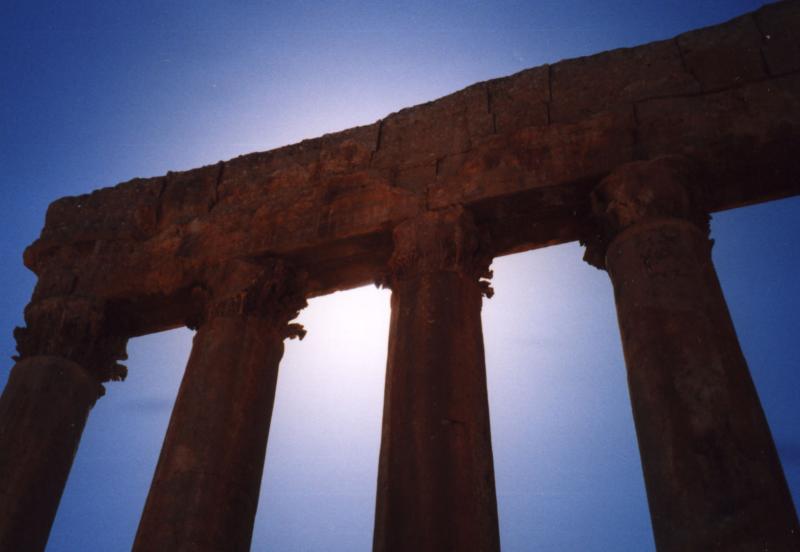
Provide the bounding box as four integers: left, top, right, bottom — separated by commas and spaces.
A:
1, 1, 799, 550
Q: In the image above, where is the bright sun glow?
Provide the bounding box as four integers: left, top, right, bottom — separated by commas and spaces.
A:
274, 284, 391, 441
294, 285, 392, 362
254, 285, 391, 549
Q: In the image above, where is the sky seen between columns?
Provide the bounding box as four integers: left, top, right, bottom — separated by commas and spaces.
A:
1, 0, 797, 550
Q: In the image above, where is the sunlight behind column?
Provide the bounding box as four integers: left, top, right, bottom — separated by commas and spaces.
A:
483, 244, 654, 550
253, 285, 391, 550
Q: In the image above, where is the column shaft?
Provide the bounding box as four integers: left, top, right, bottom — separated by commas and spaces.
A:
0, 295, 124, 552
0, 357, 102, 552
607, 218, 799, 551
133, 313, 284, 552
585, 157, 800, 551
134, 259, 305, 552
373, 209, 499, 552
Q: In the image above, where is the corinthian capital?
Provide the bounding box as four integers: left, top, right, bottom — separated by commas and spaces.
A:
14, 295, 128, 385
381, 207, 494, 297
582, 155, 710, 269
193, 258, 308, 339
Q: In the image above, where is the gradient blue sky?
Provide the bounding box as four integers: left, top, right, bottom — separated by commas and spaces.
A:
1, 1, 798, 550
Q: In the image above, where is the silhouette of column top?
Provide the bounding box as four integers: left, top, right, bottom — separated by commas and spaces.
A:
582, 155, 710, 270
1, 294, 131, 552
381, 206, 494, 298
15, 295, 129, 388
187, 258, 308, 338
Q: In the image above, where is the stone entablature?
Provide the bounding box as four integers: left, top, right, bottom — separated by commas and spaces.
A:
22, 1, 800, 337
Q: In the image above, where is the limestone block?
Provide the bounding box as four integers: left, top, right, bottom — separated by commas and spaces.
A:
158, 165, 220, 228
550, 39, 699, 124
488, 65, 549, 132
676, 14, 766, 91
431, 108, 636, 208
42, 176, 164, 243
372, 83, 493, 168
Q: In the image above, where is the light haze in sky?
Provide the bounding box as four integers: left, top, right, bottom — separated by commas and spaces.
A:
1, 1, 797, 550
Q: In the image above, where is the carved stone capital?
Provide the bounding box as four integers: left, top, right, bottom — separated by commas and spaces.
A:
582, 155, 710, 269
14, 296, 128, 385
191, 258, 308, 339
380, 207, 494, 297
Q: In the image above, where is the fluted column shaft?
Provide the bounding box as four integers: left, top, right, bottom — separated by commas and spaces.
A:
0, 296, 128, 552
133, 259, 306, 552
373, 208, 500, 552
585, 157, 800, 551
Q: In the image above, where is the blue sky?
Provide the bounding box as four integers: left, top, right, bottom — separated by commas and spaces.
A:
1, 1, 797, 550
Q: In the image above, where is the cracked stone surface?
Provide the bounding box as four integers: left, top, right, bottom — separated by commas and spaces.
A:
20, 2, 799, 338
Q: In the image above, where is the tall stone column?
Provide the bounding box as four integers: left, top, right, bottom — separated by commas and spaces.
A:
133, 259, 306, 552
373, 207, 500, 552
583, 156, 800, 551
0, 296, 128, 552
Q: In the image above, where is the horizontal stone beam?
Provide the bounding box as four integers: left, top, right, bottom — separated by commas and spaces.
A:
23, 1, 800, 336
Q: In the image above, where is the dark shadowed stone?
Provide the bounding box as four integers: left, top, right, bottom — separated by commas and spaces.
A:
158, 165, 220, 228
0, 357, 102, 552
488, 65, 549, 132
550, 38, 699, 124
755, 0, 800, 76
676, 14, 766, 91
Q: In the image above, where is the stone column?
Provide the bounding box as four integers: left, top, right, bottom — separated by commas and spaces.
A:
583, 156, 800, 551
0, 296, 128, 552
373, 207, 500, 552
133, 259, 306, 552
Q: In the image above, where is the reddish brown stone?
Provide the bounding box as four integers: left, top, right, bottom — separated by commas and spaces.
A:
41, 175, 165, 244
431, 107, 636, 208
133, 260, 306, 552
3, 4, 800, 550
488, 65, 549, 132
675, 14, 766, 91
392, 162, 436, 195
636, 73, 800, 211
372, 83, 493, 170
586, 158, 800, 551
158, 165, 221, 228
23, 2, 800, 321
319, 123, 381, 174
374, 209, 498, 552
550, 39, 699, 124
0, 296, 127, 552
0, 357, 102, 552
